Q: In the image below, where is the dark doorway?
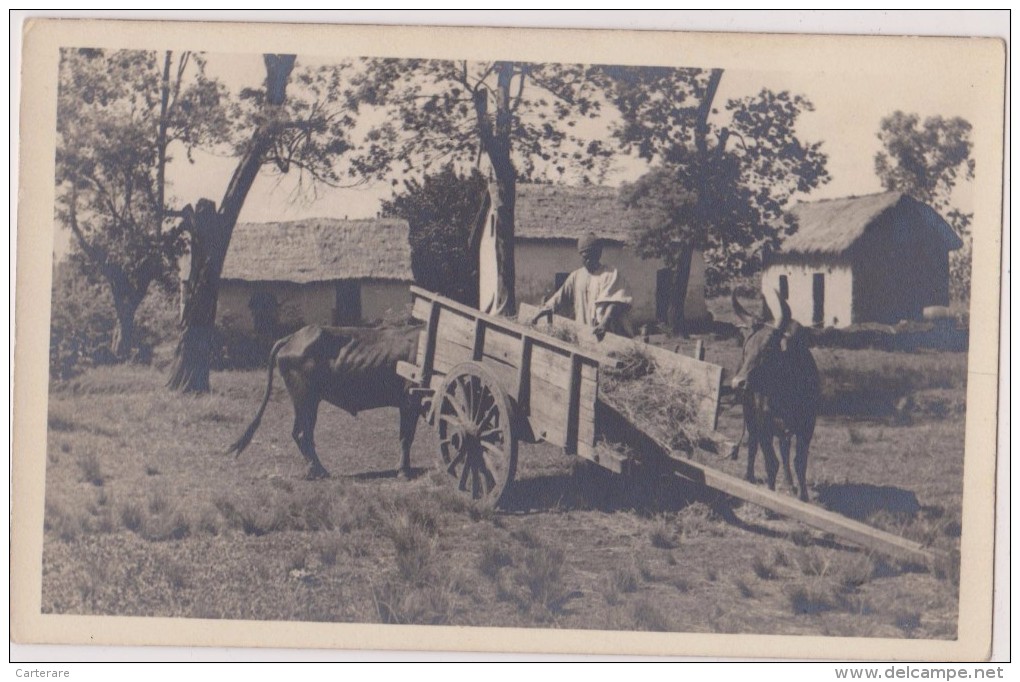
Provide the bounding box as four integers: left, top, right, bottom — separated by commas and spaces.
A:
335, 281, 362, 325
812, 273, 825, 327
249, 291, 280, 336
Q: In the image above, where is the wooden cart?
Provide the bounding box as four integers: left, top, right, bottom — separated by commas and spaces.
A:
397, 287, 946, 568
396, 286, 632, 506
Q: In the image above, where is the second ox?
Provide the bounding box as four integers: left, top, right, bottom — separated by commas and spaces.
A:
730, 292, 821, 502
227, 324, 421, 480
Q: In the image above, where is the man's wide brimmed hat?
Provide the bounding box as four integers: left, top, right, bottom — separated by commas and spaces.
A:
577, 233, 600, 253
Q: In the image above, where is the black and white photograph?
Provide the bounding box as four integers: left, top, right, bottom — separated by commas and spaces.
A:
11, 14, 1006, 660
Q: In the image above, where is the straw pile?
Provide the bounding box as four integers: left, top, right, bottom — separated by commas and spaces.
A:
600, 346, 698, 453
520, 315, 579, 344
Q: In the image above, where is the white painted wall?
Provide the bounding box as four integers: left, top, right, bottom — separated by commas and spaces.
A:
218, 279, 410, 331
762, 262, 853, 329
516, 241, 707, 325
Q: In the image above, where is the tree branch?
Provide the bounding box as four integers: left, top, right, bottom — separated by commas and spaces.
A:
64, 188, 105, 265
510, 67, 526, 112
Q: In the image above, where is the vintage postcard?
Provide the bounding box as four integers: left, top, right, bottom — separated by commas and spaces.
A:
12, 14, 1006, 660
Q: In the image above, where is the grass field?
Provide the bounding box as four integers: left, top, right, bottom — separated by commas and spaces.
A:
39, 328, 967, 639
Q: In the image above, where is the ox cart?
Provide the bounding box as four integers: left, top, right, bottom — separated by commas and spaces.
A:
397, 287, 948, 569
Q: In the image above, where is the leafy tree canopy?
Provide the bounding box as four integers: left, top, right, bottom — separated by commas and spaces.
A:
380, 165, 487, 306
55, 48, 231, 357
608, 67, 830, 291
874, 111, 974, 235
350, 59, 613, 182
874, 111, 975, 302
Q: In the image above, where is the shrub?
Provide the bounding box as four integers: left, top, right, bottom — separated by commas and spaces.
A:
49, 260, 178, 379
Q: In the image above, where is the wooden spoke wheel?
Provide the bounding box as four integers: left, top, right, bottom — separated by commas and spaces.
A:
435, 362, 517, 508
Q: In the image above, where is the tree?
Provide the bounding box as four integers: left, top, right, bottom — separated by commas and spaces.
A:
607, 67, 830, 332
874, 112, 974, 302
167, 55, 363, 392
352, 59, 613, 316
55, 49, 229, 359
874, 112, 974, 231
379, 165, 488, 306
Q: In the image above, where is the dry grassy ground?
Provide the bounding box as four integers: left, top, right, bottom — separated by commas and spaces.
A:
40, 328, 966, 639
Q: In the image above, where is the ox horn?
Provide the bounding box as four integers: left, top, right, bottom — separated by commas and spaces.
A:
731, 291, 758, 325
762, 287, 791, 330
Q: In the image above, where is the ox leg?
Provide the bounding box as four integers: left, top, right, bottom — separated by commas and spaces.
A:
745, 432, 760, 483
794, 433, 812, 502
396, 393, 421, 479
292, 398, 329, 480
779, 436, 796, 493
758, 437, 781, 492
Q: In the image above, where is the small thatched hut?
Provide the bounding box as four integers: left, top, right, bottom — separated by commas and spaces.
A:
511, 184, 709, 326
215, 218, 413, 334
762, 192, 963, 328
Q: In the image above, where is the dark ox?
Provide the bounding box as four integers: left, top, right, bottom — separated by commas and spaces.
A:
227, 325, 421, 480
730, 293, 820, 501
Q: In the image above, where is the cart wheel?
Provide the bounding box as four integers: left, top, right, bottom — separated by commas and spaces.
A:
435, 362, 518, 508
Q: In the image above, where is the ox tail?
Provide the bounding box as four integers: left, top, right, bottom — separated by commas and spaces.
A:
226, 335, 290, 458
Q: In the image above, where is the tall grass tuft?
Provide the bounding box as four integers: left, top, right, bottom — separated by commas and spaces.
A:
631, 596, 672, 631
379, 501, 441, 585
77, 451, 104, 486
603, 564, 641, 605
478, 542, 513, 580
649, 516, 679, 549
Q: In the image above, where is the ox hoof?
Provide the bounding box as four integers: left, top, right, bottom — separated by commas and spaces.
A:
305, 466, 331, 481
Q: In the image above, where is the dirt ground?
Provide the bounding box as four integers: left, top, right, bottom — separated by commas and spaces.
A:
39, 332, 966, 640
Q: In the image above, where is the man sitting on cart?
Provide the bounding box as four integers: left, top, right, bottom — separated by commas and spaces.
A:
530, 233, 635, 340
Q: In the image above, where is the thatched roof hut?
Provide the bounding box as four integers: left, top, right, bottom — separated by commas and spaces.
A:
780, 192, 962, 262
514, 185, 638, 244
215, 217, 414, 333
764, 192, 963, 328
221, 217, 413, 283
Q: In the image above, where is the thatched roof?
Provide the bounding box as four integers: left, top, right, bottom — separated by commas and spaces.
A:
515, 184, 636, 243
782, 192, 963, 257
221, 218, 413, 283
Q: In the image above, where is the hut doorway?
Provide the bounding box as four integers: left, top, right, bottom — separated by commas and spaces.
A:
334, 280, 362, 325
812, 273, 825, 327
249, 291, 280, 336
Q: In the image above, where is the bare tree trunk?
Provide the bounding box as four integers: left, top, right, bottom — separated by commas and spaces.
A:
110, 295, 140, 360
667, 244, 694, 336
472, 62, 518, 317
167, 200, 229, 391
488, 63, 517, 316
168, 54, 296, 393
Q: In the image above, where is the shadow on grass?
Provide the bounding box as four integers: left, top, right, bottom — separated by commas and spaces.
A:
346, 467, 429, 481
500, 463, 718, 516
815, 483, 921, 521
